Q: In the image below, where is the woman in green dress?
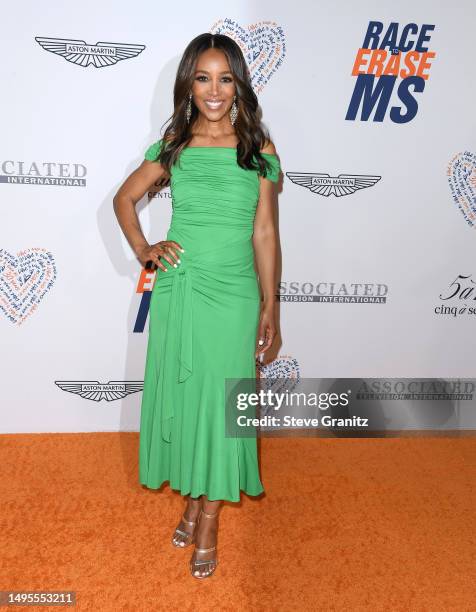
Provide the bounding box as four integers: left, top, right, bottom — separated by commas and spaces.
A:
113, 32, 280, 579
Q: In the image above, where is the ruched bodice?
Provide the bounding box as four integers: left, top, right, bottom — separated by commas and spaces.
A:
144, 140, 280, 252
139, 138, 280, 502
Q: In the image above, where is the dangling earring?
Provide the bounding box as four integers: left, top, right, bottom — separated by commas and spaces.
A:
230, 95, 238, 125
186, 92, 192, 124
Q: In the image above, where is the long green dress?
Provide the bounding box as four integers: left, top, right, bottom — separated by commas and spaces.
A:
138, 139, 281, 502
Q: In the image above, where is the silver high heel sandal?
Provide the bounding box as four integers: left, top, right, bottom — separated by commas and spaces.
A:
190, 509, 219, 579
172, 513, 199, 548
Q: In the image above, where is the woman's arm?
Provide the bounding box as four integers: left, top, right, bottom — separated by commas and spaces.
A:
252, 140, 279, 356
113, 157, 181, 269
113, 159, 166, 259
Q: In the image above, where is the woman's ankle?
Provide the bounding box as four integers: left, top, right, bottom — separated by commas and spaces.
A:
183, 495, 201, 521
201, 498, 222, 516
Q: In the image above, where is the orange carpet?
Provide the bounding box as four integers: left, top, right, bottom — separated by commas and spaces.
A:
1, 433, 475, 610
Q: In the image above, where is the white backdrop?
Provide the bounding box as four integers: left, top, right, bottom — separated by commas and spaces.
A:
1, 0, 475, 432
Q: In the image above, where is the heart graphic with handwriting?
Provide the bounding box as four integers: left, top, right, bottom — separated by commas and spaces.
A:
447, 151, 476, 228
257, 354, 300, 380
211, 18, 286, 93
0, 248, 57, 325
255, 355, 300, 410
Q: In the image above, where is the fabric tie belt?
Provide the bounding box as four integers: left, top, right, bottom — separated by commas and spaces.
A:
161, 263, 193, 442
156, 237, 253, 442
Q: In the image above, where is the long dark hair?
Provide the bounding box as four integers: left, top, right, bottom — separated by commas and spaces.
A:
152, 32, 274, 178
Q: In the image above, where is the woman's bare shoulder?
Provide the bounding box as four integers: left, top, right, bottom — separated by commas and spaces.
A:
260, 139, 277, 155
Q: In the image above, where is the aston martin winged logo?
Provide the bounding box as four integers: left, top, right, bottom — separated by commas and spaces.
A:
286, 172, 381, 197
55, 381, 143, 401
35, 37, 145, 68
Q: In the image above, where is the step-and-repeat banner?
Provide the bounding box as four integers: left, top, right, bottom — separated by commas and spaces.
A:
2, 1, 475, 432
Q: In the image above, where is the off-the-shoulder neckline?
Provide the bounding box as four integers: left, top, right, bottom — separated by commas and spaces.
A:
184, 145, 277, 157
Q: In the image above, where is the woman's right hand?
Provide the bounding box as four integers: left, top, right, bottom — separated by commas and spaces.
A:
136, 240, 184, 271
